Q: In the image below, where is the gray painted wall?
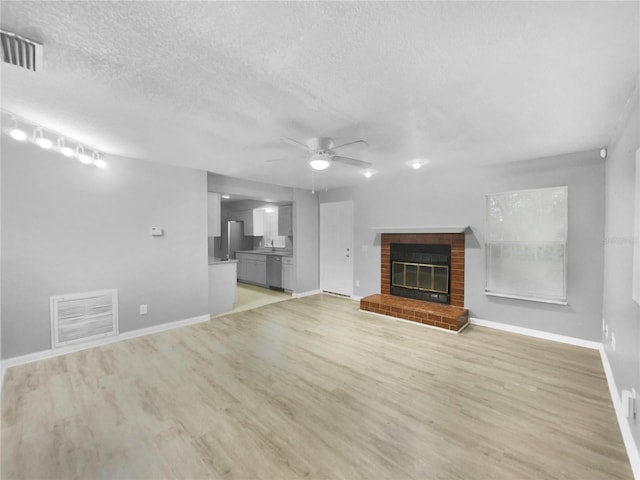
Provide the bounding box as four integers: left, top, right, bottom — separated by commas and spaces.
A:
1, 140, 209, 358
207, 173, 293, 202
603, 81, 640, 452
293, 189, 320, 294
320, 149, 605, 341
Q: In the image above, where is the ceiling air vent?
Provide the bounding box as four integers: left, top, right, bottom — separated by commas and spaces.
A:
1, 30, 43, 72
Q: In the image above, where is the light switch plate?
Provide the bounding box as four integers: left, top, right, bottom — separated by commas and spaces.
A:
150, 227, 163, 236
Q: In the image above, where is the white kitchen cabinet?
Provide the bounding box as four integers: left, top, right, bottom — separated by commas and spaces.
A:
282, 256, 295, 291
251, 257, 267, 285
207, 192, 221, 237
244, 209, 265, 236
236, 253, 267, 286
236, 254, 248, 282
278, 204, 293, 237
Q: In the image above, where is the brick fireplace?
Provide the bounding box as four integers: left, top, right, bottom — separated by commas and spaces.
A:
360, 230, 469, 332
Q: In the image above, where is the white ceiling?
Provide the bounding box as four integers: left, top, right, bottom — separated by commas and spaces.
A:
1, 1, 638, 190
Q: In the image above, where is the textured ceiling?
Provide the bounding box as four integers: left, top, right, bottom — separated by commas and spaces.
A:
1, 1, 638, 190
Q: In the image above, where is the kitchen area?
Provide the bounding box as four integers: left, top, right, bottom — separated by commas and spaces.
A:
207, 191, 295, 316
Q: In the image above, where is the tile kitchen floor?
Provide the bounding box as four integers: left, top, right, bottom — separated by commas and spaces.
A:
226, 283, 291, 315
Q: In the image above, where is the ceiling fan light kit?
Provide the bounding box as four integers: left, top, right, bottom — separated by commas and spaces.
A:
276, 136, 373, 172
309, 153, 331, 171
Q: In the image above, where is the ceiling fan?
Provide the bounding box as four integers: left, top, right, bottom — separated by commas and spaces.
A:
268, 137, 372, 171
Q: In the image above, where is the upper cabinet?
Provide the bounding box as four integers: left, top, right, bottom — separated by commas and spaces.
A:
207, 192, 221, 237
278, 204, 293, 237
243, 208, 265, 236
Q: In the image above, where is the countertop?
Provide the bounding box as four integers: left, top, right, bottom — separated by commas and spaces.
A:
235, 250, 294, 257
208, 257, 239, 265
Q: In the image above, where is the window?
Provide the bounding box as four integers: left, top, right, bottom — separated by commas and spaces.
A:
262, 208, 286, 248
485, 186, 568, 304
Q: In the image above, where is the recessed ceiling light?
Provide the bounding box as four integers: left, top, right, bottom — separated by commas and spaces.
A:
264, 207, 275, 213
362, 169, 376, 178
407, 159, 428, 170
221, 194, 231, 199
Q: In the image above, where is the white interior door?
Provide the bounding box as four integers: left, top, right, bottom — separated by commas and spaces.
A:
320, 201, 354, 297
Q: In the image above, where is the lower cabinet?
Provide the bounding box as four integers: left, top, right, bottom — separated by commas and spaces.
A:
236, 253, 267, 286
282, 256, 295, 291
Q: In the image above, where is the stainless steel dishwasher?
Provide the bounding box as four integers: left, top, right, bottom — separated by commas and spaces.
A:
267, 255, 283, 290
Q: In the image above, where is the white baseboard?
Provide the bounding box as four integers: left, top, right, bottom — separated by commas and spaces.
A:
0, 362, 5, 396
469, 317, 601, 350
470, 316, 638, 478
292, 289, 322, 298
2, 314, 211, 370
351, 295, 363, 302
600, 347, 640, 479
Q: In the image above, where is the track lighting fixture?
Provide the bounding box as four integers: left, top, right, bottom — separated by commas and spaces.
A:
76, 144, 92, 164
9, 115, 27, 141
4, 111, 108, 169
92, 151, 106, 168
33, 127, 52, 149
57, 137, 74, 157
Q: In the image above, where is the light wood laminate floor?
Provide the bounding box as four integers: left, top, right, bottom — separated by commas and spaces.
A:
1, 295, 632, 479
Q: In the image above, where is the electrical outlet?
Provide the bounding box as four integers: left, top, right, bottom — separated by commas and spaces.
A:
622, 388, 637, 420
139, 304, 148, 315
605, 324, 609, 339
355, 280, 360, 287
361, 244, 368, 252
611, 332, 616, 352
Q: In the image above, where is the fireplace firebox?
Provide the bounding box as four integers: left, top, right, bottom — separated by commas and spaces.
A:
390, 243, 451, 304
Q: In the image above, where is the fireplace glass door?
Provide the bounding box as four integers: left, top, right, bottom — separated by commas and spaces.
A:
392, 261, 449, 294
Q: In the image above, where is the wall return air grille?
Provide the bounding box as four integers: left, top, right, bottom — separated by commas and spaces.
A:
1, 30, 43, 72
50, 289, 119, 348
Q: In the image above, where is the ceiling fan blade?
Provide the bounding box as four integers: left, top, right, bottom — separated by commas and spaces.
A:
332, 156, 372, 168
282, 137, 309, 151
265, 155, 307, 163
332, 139, 369, 151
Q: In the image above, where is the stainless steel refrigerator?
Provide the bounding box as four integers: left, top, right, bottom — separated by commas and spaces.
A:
227, 221, 244, 259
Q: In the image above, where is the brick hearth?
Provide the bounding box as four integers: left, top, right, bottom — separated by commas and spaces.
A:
360, 232, 469, 332
361, 294, 469, 331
